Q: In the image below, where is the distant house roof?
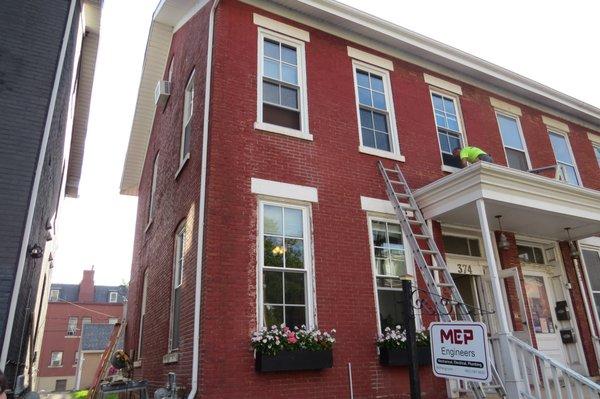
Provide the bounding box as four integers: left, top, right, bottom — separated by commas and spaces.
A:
50, 283, 128, 303
50, 284, 80, 302
81, 323, 124, 351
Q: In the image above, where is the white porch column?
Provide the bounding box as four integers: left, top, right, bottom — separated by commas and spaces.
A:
475, 199, 522, 397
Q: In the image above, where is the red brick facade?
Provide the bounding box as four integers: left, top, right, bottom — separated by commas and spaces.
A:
125, 1, 600, 397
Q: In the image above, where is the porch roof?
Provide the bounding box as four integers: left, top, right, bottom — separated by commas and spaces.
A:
413, 162, 600, 241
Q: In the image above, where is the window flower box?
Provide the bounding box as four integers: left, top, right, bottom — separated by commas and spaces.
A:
251, 325, 336, 373
255, 349, 333, 372
379, 346, 431, 366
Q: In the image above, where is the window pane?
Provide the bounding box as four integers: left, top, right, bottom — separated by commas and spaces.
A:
263, 104, 300, 130
284, 273, 305, 304
443, 236, 470, 256
263, 81, 280, 104
280, 86, 298, 109
372, 228, 386, 247
285, 238, 304, 269
561, 164, 579, 185
370, 75, 384, 92
432, 94, 444, 111
264, 305, 283, 327
172, 288, 181, 348
285, 306, 306, 328
264, 58, 280, 80
446, 115, 459, 132
358, 87, 372, 106
443, 152, 463, 168
438, 132, 450, 153
375, 132, 391, 151
284, 208, 303, 238
594, 294, 600, 322
360, 109, 373, 129
378, 289, 404, 330
377, 277, 403, 289
372, 112, 388, 133
356, 70, 370, 87
372, 92, 386, 110
264, 39, 279, 59
549, 133, 574, 164
443, 97, 457, 116
583, 250, 600, 291
281, 44, 296, 65
506, 148, 529, 171
468, 239, 481, 257
264, 205, 283, 235
281, 64, 298, 85
435, 111, 447, 128
183, 124, 191, 156
263, 271, 283, 303
518, 245, 535, 263
594, 146, 600, 167
533, 247, 544, 264
524, 276, 555, 334
362, 128, 376, 148
498, 114, 524, 149
264, 236, 284, 267
448, 134, 461, 153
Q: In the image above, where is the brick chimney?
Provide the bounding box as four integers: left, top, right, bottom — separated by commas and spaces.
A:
78, 268, 95, 303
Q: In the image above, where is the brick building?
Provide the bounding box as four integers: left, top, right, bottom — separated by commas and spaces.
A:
33, 269, 127, 392
0, 0, 102, 390
121, 0, 600, 397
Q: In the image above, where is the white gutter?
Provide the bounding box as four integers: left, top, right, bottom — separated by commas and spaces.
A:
188, 1, 220, 398
0, 0, 78, 369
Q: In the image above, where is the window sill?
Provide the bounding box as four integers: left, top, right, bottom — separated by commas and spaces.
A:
254, 122, 313, 141
144, 219, 153, 233
163, 352, 179, 364
441, 164, 462, 173
48, 365, 63, 368
358, 146, 405, 162
175, 154, 190, 179
65, 335, 80, 339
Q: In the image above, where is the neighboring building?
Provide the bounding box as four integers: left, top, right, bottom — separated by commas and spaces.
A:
33, 270, 126, 392
121, 0, 600, 397
75, 324, 124, 390
0, 0, 102, 390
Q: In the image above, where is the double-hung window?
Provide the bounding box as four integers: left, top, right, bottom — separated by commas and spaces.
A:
548, 131, 580, 186
50, 351, 63, 367
431, 92, 465, 169
496, 112, 530, 171
109, 291, 118, 303
593, 145, 600, 168
258, 30, 308, 136
369, 219, 409, 331
137, 270, 148, 359
147, 153, 159, 224
180, 72, 194, 165
259, 202, 313, 328
49, 289, 60, 302
170, 223, 185, 351
66, 317, 77, 336
582, 249, 600, 321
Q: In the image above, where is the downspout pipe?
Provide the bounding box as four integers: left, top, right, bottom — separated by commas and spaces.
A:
0, 0, 78, 370
188, 1, 220, 398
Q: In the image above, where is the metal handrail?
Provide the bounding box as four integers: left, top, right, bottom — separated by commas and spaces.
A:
508, 335, 600, 397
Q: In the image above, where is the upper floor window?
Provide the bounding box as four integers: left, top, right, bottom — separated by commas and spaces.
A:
259, 202, 313, 328
50, 351, 63, 367
517, 244, 545, 264
431, 92, 465, 169
442, 235, 481, 257
257, 29, 309, 138
181, 72, 194, 165
49, 289, 60, 302
67, 317, 77, 336
496, 112, 530, 171
148, 153, 159, 224
548, 131, 580, 186
170, 223, 186, 351
594, 145, 600, 168
168, 57, 174, 83
82, 317, 91, 325
108, 317, 119, 324
353, 62, 400, 159
137, 270, 149, 360
108, 291, 118, 303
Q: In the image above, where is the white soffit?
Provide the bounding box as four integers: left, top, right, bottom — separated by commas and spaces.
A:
251, 178, 318, 202
542, 115, 570, 133
347, 46, 393, 70
253, 13, 310, 41
423, 73, 462, 95
490, 97, 522, 117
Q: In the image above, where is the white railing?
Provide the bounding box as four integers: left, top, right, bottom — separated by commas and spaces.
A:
509, 335, 600, 399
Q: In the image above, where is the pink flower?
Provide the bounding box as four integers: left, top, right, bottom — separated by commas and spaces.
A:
287, 332, 298, 344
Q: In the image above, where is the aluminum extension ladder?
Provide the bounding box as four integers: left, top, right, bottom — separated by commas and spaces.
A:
378, 161, 506, 399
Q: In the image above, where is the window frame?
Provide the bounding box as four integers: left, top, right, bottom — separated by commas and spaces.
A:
580, 247, 600, 337
108, 291, 118, 303
180, 71, 195, 166
66, 316, 78, 336
516, 243, 546, 265
255, 28, 311, 140
147, 153, 159, 225
442, 233, 483, 259
429, 89, 468, 173
50, 351, 63, 367
137, 270, 149, 360
169, 222, 186, 352
351, 60, 403, 161
256, 200, 316, 329
494, 110, 532, 171
593, 144, 600, 169
49, 289, 60, 302
366, 215, 418, 334
548, 129, 582, 186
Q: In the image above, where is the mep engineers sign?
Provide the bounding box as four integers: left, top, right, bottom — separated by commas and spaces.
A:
430, 322, 491, 382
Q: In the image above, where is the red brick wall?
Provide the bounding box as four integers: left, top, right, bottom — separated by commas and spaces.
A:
78, 270, 95, 302
126, 0, 600, 397
37, 302, 122, 378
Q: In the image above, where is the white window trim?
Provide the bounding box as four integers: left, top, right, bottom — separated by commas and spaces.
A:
365, 215, 420, 334
587, 132, 600, 145
548, 129, 582, 186
108, 291, 118, 303
429, 88, 468, 172
147, 153, 159, 226
495, 110, 532, 171
253, 13, 310, 42
441, 232, 484, 260
256, 200, 316, 329
137, 270, 148, 360
351, 60, 403, 161
490, 97, 522, 116
50, 351, 63, 367
255, 28, 311, 140
66, 317, 78, 336
180, 71, 195, 165
49, 289, 60, 301
169, 223, 186, 352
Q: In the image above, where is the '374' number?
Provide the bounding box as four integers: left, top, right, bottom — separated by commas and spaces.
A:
457, 264, 473, 274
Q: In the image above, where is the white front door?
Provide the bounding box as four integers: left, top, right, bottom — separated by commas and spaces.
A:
523, 273, 567, 365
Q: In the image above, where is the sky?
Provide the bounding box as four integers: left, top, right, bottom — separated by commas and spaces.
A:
51, 0, 600, 285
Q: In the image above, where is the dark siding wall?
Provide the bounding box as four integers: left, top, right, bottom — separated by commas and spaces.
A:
0, 0, 82, 386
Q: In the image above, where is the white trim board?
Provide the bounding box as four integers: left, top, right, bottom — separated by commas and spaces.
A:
490, 97, 522, 116
251, 178, 318, 202
587, 132, 600, 145
360, 196, 409, 214
253, 13, 310, 41
347, 46, 393, 71
542, 115, 570, 133
424, 73, 462, 95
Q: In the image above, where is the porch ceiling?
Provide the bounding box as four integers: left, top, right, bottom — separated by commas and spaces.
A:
413, 162, 600, 240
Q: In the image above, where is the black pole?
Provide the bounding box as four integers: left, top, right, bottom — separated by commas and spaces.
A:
402, 278, 420, 399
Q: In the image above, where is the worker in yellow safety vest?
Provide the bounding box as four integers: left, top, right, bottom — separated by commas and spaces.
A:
452, 146, 493, 167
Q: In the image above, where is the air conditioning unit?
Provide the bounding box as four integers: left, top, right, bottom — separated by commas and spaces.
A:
155, 80, 171, 106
